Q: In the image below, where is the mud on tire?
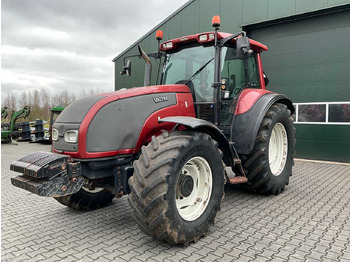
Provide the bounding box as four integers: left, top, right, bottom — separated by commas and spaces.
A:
54, 188, 114, 210
241, 103, 295, 195
128, 130, 225, 245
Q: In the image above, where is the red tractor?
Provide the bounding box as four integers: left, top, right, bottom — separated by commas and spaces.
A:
11, 16, 295, 245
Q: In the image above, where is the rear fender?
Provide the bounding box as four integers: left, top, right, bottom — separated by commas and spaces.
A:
159, 116, 234, 166
232, 92, 294, 155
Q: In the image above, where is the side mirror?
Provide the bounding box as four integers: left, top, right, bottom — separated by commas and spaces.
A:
236, 36, 251, 59
120, 60, 131, 76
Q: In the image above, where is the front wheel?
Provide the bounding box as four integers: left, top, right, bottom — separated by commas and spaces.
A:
241, 103, 295, 195
128, 131, 225, 245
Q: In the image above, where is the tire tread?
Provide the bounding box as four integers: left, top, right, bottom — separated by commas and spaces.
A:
241, 103, 295, 195
128, 131, 224, 245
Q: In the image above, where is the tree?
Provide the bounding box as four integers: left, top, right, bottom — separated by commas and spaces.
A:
3, 88, 100, 122
29, 89, 41, 120
19, 91, 28, 108
1, 93, 17, 122
40, 89, 51, 120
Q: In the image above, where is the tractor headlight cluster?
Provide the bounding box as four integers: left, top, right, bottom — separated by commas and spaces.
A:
64, 130, 78, 144
161, 41, 173, 50
198, 33, 215, 42
52, 128, 59, 141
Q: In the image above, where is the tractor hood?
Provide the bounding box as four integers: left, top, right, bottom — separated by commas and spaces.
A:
52, 84, 194, 159
54, 85, 190, 124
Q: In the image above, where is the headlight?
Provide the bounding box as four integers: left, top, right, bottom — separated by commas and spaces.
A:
199, 34, 208, 42
52, 128, 58, 141
64, 130, 78, 143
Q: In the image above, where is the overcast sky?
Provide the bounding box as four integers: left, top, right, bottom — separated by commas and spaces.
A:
1, 0, 189, 104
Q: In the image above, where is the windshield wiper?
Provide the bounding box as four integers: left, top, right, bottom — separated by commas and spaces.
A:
185, 57, 214, 85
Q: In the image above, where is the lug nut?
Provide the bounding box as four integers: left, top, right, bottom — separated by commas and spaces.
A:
61, 186, 67, 191
72, 177, 77, 183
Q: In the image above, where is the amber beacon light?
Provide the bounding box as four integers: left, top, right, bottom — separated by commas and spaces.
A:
156, 30, 163, 41
212, 15, 220, 28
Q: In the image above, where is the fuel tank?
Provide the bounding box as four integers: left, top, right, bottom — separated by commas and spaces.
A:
52, 85, 195, 159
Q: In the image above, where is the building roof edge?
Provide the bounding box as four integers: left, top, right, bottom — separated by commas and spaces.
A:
112, 0, 195, 62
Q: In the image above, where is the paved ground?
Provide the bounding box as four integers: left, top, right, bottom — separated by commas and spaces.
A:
1, 142, 350, 262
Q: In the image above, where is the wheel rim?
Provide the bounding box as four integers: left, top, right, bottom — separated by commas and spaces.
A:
268, 122, 288, 176
82, 186, 104, 193
176, 156, 212, 221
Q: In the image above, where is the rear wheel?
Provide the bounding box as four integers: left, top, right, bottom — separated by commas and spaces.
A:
128, 131, 225, 245
241, 103, 295, 195
54, 187, 114, 210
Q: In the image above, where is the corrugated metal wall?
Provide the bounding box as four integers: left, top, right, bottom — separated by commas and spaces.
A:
246, 9, 350, 162
114, 0, 350, 90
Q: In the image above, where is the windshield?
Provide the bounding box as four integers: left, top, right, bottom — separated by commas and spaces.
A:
162, 45, 259, 103
163, 46, 215, 102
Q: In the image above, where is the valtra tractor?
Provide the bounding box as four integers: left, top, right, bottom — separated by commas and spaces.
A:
10, 16, 295, 245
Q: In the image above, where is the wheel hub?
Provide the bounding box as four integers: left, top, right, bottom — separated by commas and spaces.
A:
176, 156, 213, 221
178, 175, 194, 197
268, 122, 288, 176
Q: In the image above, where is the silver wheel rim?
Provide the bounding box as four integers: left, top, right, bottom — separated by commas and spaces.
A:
176, 156, 212, 221
268, 122, 288, 176
82, 186, 104, 193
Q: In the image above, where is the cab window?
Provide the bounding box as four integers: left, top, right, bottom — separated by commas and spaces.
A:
163, 45, 214, 102
220, 47, 260, 126
221, 47, 260, 99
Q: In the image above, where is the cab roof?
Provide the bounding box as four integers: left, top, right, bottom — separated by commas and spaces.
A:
159, 31, 268, 53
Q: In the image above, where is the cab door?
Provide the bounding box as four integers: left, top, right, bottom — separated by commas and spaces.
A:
219, 47, 261, 132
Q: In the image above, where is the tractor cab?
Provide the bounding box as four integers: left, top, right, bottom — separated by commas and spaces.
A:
160, 31, 267, 128
122, 15, 269, 133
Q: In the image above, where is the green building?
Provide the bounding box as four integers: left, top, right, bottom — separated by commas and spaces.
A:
113, 0, 350, 162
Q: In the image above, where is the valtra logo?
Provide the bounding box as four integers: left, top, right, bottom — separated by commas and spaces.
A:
153, 96, 169, 103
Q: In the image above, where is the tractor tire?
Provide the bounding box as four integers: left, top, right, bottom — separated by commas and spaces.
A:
128, 130, 225, 245
54, 187, 114, 210
241, 103, 295, 195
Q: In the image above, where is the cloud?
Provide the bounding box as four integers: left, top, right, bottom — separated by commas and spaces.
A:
1, 0, 190, 104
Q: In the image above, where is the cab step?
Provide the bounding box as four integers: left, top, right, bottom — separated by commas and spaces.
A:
227, 176, 248, 184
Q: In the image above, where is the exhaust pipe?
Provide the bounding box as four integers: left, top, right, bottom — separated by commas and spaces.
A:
138, 45, 152, 86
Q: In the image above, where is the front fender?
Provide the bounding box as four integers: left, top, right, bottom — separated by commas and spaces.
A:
159, 116, 233, 166
232, 93, 294, 155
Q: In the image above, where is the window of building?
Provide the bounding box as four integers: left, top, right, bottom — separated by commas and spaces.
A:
298, 104, 326, 122
329, 104, 350, 123
293, 102, 350, 125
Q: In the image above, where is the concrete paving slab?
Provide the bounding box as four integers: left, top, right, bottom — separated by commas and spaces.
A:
2, 142, 350, 261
